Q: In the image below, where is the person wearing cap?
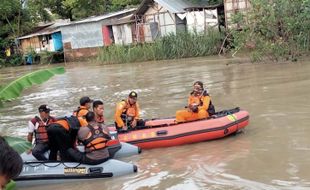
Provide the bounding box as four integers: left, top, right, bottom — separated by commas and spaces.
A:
114, 91, 145, 132
73, 96, 93, 118
27, 105, 56, 160
175, 81, 215, 123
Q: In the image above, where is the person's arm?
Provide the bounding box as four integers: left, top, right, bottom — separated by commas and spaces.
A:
114, 102, 125, 128
27, 121, 35, 142
199, 96, 211, 110
134, 103, 140, 120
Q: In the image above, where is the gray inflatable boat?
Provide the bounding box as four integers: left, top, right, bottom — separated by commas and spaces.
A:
15, 159, 137, 186
21, 142, 141, 162
16, 141, 140, 186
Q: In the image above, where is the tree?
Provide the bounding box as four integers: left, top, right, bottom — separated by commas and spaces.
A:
230, 0, 310, 61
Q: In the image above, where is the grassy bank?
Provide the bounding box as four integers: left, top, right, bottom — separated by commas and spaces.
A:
97, 31, 223, 64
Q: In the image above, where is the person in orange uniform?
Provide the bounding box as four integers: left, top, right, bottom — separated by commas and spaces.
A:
73, 96, 93, 118
114, 91, 145, 132
47, 115, 87, 161
176, 81, 215, 123
27, 105, 56, 160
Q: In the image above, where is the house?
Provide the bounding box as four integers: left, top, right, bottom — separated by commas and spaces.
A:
223, 0, 251, 29
134, 0, 223, 43
17, 20, 69, 53
59, 8, 136, 61
111, 14, 136, 45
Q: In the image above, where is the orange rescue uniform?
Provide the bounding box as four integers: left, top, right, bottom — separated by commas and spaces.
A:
176, 94, 211, 123
114, 99, 140, 128
73, 106, 89, 118
55, 117, 88, 131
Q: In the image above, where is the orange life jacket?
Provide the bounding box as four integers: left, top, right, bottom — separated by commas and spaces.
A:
73, 106, 89, 118
122, 100, 137, 117
82, 125, 111, 153
55, 116, 86, 131
32, 116, 56, 143
190, 90, 215, 115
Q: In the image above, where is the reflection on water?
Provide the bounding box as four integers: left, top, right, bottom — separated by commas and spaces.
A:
1, 58, 310, 189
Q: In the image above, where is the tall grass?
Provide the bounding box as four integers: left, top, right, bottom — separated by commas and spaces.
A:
97, 30, 223, 64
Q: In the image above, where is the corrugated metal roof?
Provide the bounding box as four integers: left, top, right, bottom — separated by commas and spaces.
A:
17, 20, 70, 40
60, 8, 136, 27
135, 0, 210, 15
154, 0, 197, 13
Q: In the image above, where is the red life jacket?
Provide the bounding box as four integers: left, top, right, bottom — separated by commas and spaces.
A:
32, 116, 56, 143
82, 124, 112, 153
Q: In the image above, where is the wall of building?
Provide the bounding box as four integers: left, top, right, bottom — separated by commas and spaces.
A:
112, 23, 133, 45
52, 32, 63, 51
20, 37, 40, 53
61, 22, 104, 50
224, 0, 250, 29
63, 42, 100, 61
186, 9, 219, 33
144, 3, 177, 37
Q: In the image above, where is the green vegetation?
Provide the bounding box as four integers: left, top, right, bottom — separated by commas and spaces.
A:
0, 0, 142, 67
3, 136, 32, 154
0, 67, 65, 102
1, 0, 309, 66
98, 31, 223, 64
230, 0, 310, 62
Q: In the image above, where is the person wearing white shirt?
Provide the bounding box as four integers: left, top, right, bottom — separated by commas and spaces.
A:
27, 105, 56, 160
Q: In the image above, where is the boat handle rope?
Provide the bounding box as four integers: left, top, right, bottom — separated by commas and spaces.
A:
25, 161, 82, 168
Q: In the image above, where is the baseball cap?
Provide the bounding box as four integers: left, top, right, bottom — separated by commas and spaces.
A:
80, 96, 93, 106
128, 91, 138, 98
38, 105, 52, 113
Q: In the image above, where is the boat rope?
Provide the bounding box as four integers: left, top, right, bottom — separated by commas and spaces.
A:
61, 162, 82, 168
25, 161, 82, 168
25, 162, 63, 168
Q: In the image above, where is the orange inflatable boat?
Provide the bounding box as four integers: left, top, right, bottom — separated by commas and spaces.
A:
112, 107, 249, 149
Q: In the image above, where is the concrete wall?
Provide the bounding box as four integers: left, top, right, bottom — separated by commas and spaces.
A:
63, 42, 100, 61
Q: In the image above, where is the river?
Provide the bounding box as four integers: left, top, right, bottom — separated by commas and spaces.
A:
0, 57, 310, 189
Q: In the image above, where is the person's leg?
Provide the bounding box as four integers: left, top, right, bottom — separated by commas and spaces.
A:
176, 109, 194, 122
47, 124, 59, 160
136, 119, 146, 130
47, 125, 73, 161
67, 148, 83, 162
32, 143, 49, 161
198, 109, 208, 120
